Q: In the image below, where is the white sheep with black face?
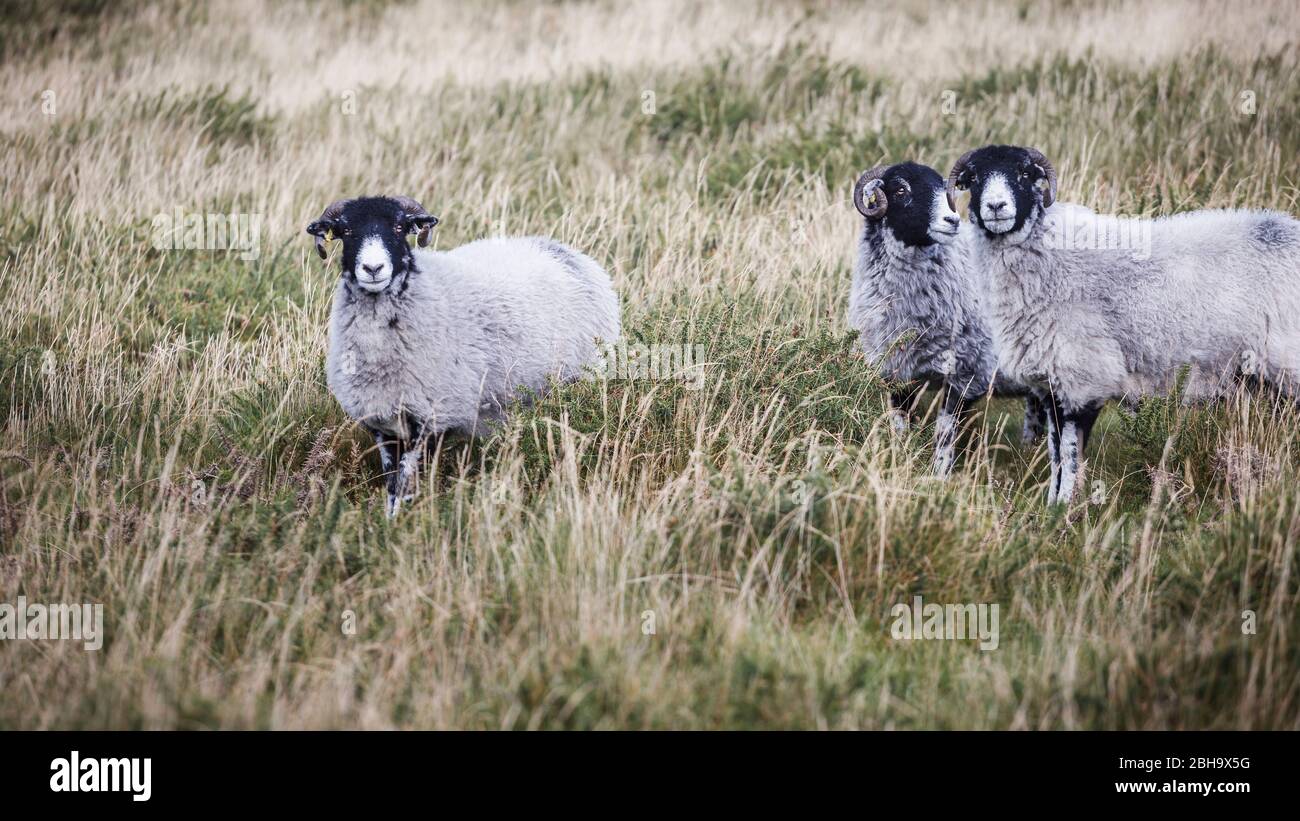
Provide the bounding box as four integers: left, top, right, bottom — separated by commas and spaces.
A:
848, 161, 1045, 475
306, 196, 620, 517
950, 144, 1300, 504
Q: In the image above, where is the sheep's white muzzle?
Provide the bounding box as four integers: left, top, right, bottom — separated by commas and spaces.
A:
355, 274, 392, 293
928, 190, 961, 244
979, 173, 1017, 234
354, 236, 394, 292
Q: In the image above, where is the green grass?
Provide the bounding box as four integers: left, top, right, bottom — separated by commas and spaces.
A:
0, 0, 1297, 729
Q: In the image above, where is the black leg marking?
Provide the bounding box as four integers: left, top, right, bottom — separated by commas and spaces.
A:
388, 416, 436, 518
371, 431, 401, 507
889, 384, 923, 432
1048, 397, 1101, 505
1022, 393, 1046, 444
1072, 404, 1101, 456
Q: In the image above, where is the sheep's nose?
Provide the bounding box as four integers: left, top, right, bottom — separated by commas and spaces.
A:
943, 215, 960, 227
986, 200, 1008, 214
362, 263, 385, 276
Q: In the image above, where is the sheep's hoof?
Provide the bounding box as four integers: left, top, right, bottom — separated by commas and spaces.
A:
385, 493, 401, 519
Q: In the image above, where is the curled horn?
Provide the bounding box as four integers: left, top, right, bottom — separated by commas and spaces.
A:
390, 195, 439, 247
853, 165, 891, 218
1024, 147, 1057, 209
946, 148, 978, 213
306, 199, 350, 260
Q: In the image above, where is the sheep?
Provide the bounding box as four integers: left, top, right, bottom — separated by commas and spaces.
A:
306, 195, 621, 517
948, 144, 1300, 503
848, 161, 1047, 475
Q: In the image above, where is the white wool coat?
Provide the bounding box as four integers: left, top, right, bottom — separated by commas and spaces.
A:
326, 237, 620, 438
979, 208, 1300, 411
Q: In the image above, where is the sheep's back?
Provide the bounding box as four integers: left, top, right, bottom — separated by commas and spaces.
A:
423, 238, 620, 421
988, 208, 1300, 405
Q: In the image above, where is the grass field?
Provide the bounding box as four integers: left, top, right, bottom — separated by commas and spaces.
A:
1, 0, 1298, 729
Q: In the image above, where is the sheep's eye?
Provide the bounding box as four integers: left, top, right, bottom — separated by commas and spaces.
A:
338, 227, 351, 237
395, 223, 406, 235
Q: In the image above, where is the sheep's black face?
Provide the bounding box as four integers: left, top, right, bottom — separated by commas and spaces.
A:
306, 197, 439, 294
859, 162, 960, 248
952, 145, 1052, 237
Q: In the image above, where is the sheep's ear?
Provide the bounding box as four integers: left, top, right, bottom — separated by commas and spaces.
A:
1026, 170, 1053, 207
306, 220, 335, 260
408, 214, 440, 247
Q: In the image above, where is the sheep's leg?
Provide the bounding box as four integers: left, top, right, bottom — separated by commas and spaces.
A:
932, 387, 966, 477
407, 430, 445, 503
371, 428, 400, 514
1021, 393, 1046, 445
1044, 405, 1061, 504
888, 387, 917, 433
1046, 398, 1100, 505
1055, 404, 1101, 505
1056, 418, 1080, 504
390, 444, 423, 518
389, 418, 438, 518
1075, 406, 1101, 455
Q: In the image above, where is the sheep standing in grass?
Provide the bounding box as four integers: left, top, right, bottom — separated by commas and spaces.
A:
949, 144, 1300, 503
307, 196, 620, 517
848, 161, 1046, 475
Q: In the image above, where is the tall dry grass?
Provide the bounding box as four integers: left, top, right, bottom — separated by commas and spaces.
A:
0, 0, 1297, 728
